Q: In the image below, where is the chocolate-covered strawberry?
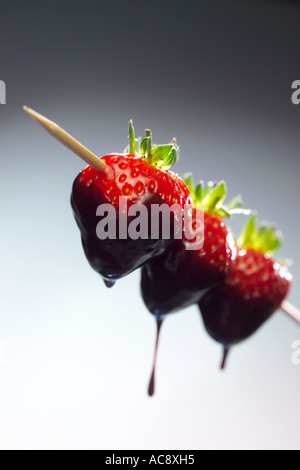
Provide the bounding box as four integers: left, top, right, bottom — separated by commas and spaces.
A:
199, 215, 292, 369
141, 176, 243, 315
71, 122, 191, 285
22, 107, 191, 287
142, 176, 244, 396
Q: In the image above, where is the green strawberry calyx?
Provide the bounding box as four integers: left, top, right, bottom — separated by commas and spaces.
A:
183, 173, 250, 218
238, 214, 282, 254
125, 120, 179, 170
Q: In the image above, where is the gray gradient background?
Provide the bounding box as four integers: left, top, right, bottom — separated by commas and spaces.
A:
0, 0, 300, 450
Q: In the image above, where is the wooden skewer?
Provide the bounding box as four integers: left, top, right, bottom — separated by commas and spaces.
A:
281, 300, 300, 325
23, 106, 107, 172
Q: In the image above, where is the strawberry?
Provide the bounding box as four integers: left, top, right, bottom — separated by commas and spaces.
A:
141, 176, 243, 315
199, 215, 292, 368
71, 122, 191, 286
142, 176, 245, 395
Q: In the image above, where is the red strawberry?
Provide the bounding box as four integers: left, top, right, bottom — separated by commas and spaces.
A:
199, 215, 292, 368
71, 122, 191, 285
21, 108, 191, 286
141, 176, 242, 315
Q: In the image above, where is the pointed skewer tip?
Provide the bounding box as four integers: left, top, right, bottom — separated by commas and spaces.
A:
22, 106, 107, 172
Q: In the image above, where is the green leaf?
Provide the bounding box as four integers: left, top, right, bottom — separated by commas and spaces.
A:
268, 227, 282, 252
195, 182, 203, 203
203, 181, 215, 198
182, 172, 193, 187
226, 195, 243, 210
129, 120, 135, 155
145, 129, 152, 148
216, 206, 231, 218
252, 223, 281, 253
238, 215, 283, 254
182, 173, 195, 200
140, 137, 149, 157
254, 224, 270, 252
203, 181, 227, 211
181, 176, 249, 217
162, 147, 178, 169
148, 144, 179, 168
149, 145, 173, 163
238, 214, 257, 248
